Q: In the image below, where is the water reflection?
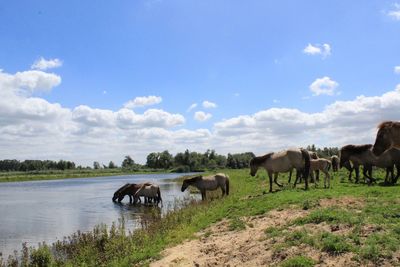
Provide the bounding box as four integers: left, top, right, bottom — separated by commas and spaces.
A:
0, 173, 200, 257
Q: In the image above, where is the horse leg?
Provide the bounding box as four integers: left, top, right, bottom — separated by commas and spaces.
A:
294, 170, 300, 188
201, 190, 206, 201
315, 170, 320, 182
129, 195, 133, 204
354, 166, 360, 183
268, 171, 274, 192
310, 171, 317, 188
288, 170, 292, 184
220, 184, 226, 196
274, 173, 283, 187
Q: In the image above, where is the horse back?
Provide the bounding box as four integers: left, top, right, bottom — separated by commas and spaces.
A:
267, 149, 303, 172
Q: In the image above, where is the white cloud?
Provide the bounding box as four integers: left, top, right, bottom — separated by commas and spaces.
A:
303, 43, 331, 58
394, 66, 400, 74
187, 103, 198, 112
124, 95, 162, 109
194, 111, 212, 122
202, 100, 217, 109
3, 67, 400, 167
309, 76, 339, 96
31, 57, 63, 70
387, 3, 400, 20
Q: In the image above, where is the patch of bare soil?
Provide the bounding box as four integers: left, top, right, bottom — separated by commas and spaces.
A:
318, 196, 364, 209
149, 197, 391, 267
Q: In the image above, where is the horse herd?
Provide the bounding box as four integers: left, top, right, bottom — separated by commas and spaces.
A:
112, 121, 400, 204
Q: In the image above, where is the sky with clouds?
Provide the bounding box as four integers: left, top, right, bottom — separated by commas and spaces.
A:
0, 0, 400, 166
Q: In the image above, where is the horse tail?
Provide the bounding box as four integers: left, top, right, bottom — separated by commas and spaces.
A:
300, 148, 310, 188
226, 176, 230, 196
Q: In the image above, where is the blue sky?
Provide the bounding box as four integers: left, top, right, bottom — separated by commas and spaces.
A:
1, 1, 400, 165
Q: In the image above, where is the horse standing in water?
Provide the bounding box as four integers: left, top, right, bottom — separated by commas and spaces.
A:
112, 182, 152, 203
373, 121, 400, 156
249, 148, 310, 193
181, 173, 229, 201
134, 184, 162, 205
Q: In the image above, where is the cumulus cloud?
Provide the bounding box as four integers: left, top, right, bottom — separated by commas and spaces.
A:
124, 95, 162, 109
194, 111, 212, 122
31, 57, 63, 70
2, 67, 400, 166
387, 3, 400, 20
187, 103, 198, 112
303, 43, 331, 58
202, 100, 217, 109
309, 76, 339, 96
394, 66, 400, 74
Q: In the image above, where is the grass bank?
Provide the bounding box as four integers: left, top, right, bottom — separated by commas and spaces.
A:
1, 168, 400, 266
0, 169, 165, 183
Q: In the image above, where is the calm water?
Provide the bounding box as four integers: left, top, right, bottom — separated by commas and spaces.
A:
0, 173, 198, 257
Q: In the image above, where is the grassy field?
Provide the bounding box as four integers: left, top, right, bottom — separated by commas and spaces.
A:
1, 168, 400, 266
0, 168, 163, 183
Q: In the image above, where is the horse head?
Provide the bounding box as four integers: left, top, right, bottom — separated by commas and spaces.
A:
181, 176, 201, 192
373, 127, 391, 156
112, 183, 130, 202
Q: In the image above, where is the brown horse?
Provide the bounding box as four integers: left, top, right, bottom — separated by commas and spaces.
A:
134, 184, 162, 205
331, 155, 339, 172
308, 158, 331, 188
112, 182, 152, 203
288, 150, 317, 184
340, 144, 394, 184
249, 148, 310, 192
181, 173, 229, 200
373, 121, 400, 156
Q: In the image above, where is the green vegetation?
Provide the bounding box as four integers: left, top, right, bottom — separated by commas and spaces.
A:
0, 168, 161, 183
280, 255, 316, 267
1, 168, 400, 266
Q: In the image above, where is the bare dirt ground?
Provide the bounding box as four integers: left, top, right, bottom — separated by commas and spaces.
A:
150, 197, 397, 267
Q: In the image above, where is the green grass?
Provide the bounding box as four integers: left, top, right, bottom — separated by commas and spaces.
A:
280, 255, 316, 267
0, 168, 164, 183
2, 168, 400, 266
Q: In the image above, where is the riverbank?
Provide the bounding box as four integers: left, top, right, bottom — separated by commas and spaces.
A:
2, 169, 400, 266
0, 168, 164, 183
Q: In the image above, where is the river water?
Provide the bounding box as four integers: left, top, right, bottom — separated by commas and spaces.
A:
0, 173, 197, 257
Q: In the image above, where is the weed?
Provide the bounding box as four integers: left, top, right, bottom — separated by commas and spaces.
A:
228, 217, 246, 231
319, 232, 352, 254
280, 255, 315, 267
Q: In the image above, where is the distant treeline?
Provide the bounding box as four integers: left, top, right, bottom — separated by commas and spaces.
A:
0, 145, 339, 172
0, 159, 76, 172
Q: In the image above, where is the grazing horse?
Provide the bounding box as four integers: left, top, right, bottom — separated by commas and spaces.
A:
308, 158, 332, 188
112, 183, 152, 203
373, 121, 400, 156
181, 173, 229, 201
249, 148, 310, 192
340, 144, 394, 184
331, 155, 339, 172
134, 184, 162, 205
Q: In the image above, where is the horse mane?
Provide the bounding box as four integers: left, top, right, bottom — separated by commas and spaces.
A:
186, 175, 202, 184
250, 153, 273, 165
341, 144, 372, 154
377, 121, 400, 130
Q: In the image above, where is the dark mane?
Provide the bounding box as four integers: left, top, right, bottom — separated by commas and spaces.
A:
116, 183, 131, 194
377, 121, 400, 130
341, 144, 372, 154
250, 153, 273, 165
185, 175, 202, 184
